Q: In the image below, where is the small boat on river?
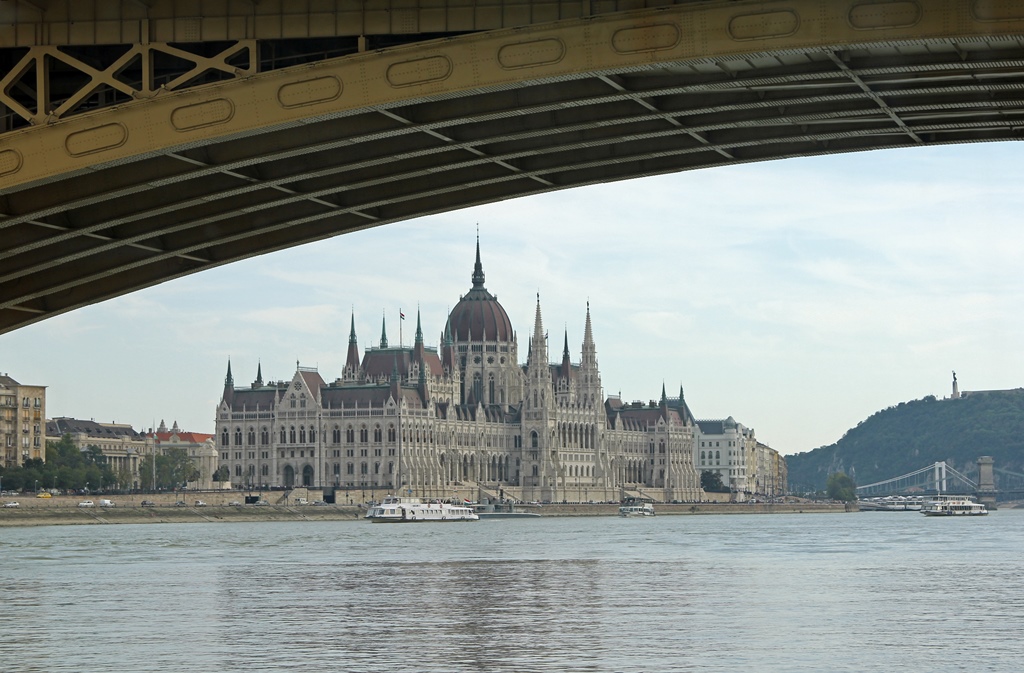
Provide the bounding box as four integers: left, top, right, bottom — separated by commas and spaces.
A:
920, 494, 988, 517
618, 503, 655, 517
364, 496, 479, 523
474, 502, 541, 519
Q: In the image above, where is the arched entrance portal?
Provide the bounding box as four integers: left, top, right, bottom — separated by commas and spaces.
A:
283, 465, 295, 488
302, 465, 314, 487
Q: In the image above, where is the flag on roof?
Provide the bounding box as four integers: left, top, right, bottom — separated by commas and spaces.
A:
400, 311, 405, 320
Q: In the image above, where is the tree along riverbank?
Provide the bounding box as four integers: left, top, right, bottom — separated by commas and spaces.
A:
0, 500, 851, 527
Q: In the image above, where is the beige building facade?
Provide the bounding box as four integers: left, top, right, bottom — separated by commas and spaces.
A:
1, 373, 46, 468
695, 417, 787, 500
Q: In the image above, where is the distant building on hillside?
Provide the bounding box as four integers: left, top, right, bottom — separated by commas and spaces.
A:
1, 372, 47, 468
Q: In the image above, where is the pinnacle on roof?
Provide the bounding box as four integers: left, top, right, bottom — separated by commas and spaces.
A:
443, 313, 453, 346
661, 382, 668, 406
471, 230, 485, 289
415, 307, 423, 344
255, 361, 263, 387
379, 312, 388, 349
346, 311, 361, 373
583, 301, 595, 348
224, 359, 233, 386
532, 293, 545, 344
561, 327, 572, 376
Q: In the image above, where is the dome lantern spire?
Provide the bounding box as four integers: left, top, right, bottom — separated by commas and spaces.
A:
471, 229, 485, 289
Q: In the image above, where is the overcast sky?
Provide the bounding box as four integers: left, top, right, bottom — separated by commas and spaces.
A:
2, 142, 1022, 456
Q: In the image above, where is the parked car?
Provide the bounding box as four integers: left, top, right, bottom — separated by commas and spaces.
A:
194, 500, 207, 507
99, 499, 115, 507
35, 492, 51, 498
228, 501, 242, 506
140, 500, 156, 507
254, 500, 269, 506
78, 500, 94, 508
174, 501, 187, 507
4, 501, 19, 508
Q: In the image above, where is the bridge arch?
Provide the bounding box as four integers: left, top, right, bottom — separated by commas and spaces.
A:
3, 0, 1024, 332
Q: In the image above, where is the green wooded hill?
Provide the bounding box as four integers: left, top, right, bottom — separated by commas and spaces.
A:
785, 389, 1024, 493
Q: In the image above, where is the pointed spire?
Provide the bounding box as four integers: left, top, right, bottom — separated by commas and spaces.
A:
441, 311, 455, 373
660, 382, 668, 408
584, 301, 593, 343
581, 300, 598, 368
222, 359, 235, 403
471, 229, 485, 289
529, 292, 547, 367
255, 361, 263, 387
346, 311, 361, 375
413, 306, 426, 366
561, 328, 571, 378
379, 311, 388, 349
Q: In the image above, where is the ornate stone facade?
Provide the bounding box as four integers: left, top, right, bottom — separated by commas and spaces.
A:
215, 241, 704, 503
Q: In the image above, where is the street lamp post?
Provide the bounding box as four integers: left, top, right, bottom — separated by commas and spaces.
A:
34, 479, 38, 493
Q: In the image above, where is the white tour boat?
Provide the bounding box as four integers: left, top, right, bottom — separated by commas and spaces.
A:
618, 503, 655, 517
920, 494, 988, 517
364, 496, 479, 523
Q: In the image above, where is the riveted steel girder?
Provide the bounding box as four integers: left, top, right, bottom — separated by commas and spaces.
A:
1, 0, 1024, 333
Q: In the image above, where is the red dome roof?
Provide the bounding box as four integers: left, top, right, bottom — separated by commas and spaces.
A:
447, 241, 514, 343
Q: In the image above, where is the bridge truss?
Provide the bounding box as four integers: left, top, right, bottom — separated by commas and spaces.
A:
856, 462, 978, 497
4, 0, 1024, 332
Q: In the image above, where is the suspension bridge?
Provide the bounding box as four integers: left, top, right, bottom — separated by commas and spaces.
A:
856, 457, 1024, 505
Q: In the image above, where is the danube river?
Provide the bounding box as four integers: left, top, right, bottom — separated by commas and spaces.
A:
4, 509, 1023, 672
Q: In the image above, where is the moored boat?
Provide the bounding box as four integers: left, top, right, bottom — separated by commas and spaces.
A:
618, 503, 655, 517
920, 494, 988, 516
857, 495, 924, 512
365, 496, 479, 522
474, 502, 541, 519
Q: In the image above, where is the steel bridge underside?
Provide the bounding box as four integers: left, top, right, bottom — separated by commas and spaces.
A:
2, 0, 1024, 334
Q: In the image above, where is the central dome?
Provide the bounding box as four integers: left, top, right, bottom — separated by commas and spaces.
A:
448, 241, 513, 343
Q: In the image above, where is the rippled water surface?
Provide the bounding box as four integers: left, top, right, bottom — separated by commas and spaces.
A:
4, 510, 1024, 672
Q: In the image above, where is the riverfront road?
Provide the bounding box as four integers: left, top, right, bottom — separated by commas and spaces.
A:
4, 0, 1024, 332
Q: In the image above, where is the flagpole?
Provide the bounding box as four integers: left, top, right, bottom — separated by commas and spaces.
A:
399, 308, 403, 347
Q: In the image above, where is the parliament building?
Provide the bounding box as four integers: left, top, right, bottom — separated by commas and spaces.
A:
215, 241, 762, 504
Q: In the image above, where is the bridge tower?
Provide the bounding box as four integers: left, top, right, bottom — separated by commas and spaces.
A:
932, 462, 947, 493
976, 456, 998, 511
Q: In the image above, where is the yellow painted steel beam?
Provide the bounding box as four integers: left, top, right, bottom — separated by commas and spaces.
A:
0, 0, 680, 47
1, 0, 1024, 333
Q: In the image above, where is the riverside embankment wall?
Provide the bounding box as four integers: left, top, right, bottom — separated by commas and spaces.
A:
0, 497, 850, 527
